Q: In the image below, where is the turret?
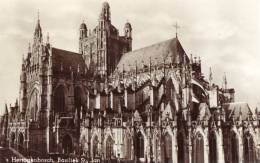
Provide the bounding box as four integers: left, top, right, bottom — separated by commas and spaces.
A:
209, 67, 213, 87
4, 103, 8, 115
19, 53, 27, 113
79, 21, 88, 54
99, 2, 111, 23
79, 21, 88, 39
222, 74, 235, 103
124, 21, 132, 51
124, 21, 132, 39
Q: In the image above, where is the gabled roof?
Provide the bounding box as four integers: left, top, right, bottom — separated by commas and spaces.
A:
162, 102, 175, 120
116, 37, 187, 72
51, 47, 85, 75
223, 102, 253, 120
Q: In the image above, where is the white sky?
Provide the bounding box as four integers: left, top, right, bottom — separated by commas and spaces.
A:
0, 0, 259, 114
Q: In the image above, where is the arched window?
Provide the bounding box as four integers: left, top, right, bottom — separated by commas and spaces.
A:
18, 133, 24, 153
162, 132, 172, 163
29, 89, 39, 121
105, 136, 114, 159
165, 79, 175, 103
92, 136, 99, 158
209, 132, 217, 163
125, 134, 132, 159
54, 86, 65, 113
74, 87, 82, 109
244, 134, 256, 163
154, 137, 160, 163
230, 132, 239, 163
135, 132, 144, 159
192, 133, 204, 163
62, 135, 72, 154
178, 133, 185, 163
10, 133, 15, 148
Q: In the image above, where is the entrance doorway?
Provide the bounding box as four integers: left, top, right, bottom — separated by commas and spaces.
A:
62, 135, 73, 154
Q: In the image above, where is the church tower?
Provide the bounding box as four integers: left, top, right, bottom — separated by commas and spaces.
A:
124, 21, 132, 51
96, 2, 111, 75
79, 21, 88, 54
78, 2, 132, 76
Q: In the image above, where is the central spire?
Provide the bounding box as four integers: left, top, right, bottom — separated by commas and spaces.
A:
34, 10, 42, 41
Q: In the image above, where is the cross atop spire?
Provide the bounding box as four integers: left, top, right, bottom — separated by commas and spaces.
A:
37, 10, 40, 23
173, 22, 180, 38
223, 73, 227, 89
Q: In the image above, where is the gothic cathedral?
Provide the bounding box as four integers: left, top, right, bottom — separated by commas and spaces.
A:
0, 2, 259, 163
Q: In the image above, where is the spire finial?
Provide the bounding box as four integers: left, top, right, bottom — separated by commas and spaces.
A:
47, 32, 50, 44
28, 42, 31, 53
224, 72, 227, 89
5, 103, 8, 114
37, 10, 40, 23
173, 22, 180, 38
135, 60, 138, 78
209, 67, 213, 84
149, 57, 152, 77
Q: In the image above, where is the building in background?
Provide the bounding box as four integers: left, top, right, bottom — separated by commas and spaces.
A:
0, 2, 259, 163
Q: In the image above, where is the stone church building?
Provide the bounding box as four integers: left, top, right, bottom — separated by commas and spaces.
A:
0, 2, 260, 163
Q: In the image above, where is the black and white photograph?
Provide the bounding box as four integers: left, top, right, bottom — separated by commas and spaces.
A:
0, 0, 259, 163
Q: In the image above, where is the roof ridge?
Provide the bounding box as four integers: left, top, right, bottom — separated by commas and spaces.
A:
52, 47, 80, 55
125, 37, 177, 54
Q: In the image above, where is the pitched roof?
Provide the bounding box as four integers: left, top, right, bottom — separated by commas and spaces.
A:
116, 37, 186, 72
51, 47, 85, 74
223, 102, 253, 120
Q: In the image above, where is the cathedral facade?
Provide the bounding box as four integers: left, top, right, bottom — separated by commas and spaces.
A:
0, 2, 260, 163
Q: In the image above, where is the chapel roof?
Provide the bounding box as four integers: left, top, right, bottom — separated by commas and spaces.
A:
116, 37, 187, 72
223, 102, 253, 120
51, 47, 85, 75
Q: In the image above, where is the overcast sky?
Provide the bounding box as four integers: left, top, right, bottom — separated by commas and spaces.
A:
0, 0, 259, 114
